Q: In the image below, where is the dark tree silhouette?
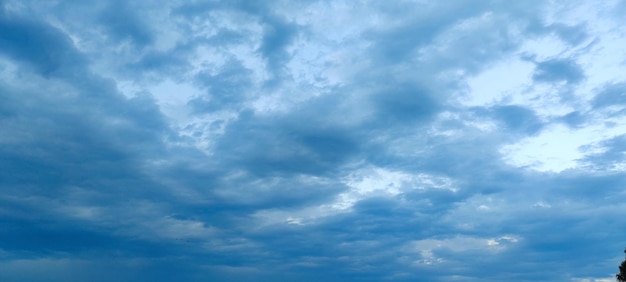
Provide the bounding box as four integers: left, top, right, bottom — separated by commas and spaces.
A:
617, 248, 626, 282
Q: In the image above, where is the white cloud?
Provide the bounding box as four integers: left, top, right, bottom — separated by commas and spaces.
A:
500, 122, 626, 172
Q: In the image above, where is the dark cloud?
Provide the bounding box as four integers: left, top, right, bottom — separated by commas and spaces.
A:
213, 107, 360, 177
580, 135, 626, 170
592, 82, 626, 109
532, 58, 585, 84
1, 1, 625, 281
364, 1, 488, 64
258, 16, 300, 80
207, 28, 249, 45
98, 1, 154, 47
129, 50, 188, 74
189, 59, 253, 112
549, 23, 589, 46
370, 82, 440, 125
0, 13, 85, 76
172, 0, 301, 83
489, 105, 544, 135
526, 20, 590, 47
559, 111, 586, 128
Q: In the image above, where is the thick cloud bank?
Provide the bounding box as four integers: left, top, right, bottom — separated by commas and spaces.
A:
1, 1, 625, 281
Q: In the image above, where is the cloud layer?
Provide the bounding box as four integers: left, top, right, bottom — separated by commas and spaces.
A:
1, 1, 626, 281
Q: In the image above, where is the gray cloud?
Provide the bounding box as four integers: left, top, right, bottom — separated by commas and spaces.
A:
532, 58, 585, 84
1, 1, 625, 281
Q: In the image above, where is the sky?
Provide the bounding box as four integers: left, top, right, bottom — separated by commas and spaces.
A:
1, 0, 626, 281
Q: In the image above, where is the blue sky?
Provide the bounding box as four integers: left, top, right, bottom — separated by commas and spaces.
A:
1, 1, 626, 281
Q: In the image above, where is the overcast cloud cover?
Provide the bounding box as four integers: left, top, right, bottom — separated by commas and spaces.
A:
1, 0, 626, 281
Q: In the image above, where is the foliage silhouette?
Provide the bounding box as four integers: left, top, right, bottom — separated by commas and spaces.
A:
617, 248, 626, 282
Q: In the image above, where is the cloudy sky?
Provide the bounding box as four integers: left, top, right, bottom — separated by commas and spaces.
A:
1, 0, 626, 281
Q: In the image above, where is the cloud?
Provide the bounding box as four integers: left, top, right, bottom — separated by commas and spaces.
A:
532, 57, 585, 84
592, 82, 626, 109
1, 0, 626, 281
0, 13, 85, 76
257, 14, 300, 80
212, 106, 361, 177
489, 105, 544, 135
98, 1, 154, 47
548, 23, 589, 46
189, 59, 254, 112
